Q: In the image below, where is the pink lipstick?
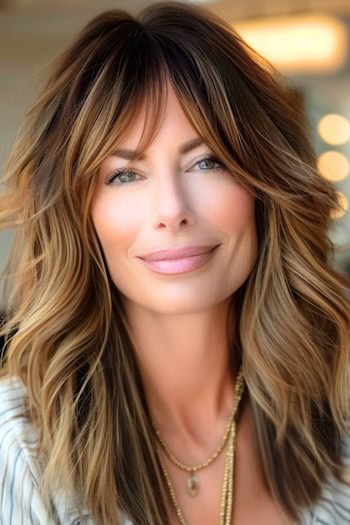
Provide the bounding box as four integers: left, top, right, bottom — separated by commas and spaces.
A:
138, 245, 219, 275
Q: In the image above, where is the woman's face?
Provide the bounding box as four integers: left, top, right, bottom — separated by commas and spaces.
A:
91, 86, 257, 315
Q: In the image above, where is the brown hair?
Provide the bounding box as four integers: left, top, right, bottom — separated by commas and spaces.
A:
1, 2, 349, 523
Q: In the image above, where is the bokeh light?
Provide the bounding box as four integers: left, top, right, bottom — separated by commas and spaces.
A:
331, 191, 348, 220
317, 151, 350, 181
317, 113, 350, 145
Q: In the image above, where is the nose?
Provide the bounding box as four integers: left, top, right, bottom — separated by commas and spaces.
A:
152, 173, 196, 233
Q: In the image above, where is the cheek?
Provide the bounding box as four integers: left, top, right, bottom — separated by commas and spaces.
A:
90, 194, 144, 249
204, 183, 255, 234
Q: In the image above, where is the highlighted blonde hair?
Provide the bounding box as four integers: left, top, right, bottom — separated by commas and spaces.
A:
1, 2, 350, 523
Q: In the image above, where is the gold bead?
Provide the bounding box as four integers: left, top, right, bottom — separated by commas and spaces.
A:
154, 366, 245, 524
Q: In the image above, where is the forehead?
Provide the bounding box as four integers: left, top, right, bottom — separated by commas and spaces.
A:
117, 83, 198, 151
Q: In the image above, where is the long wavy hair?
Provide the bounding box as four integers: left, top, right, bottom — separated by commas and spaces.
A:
1, 2, 350, 523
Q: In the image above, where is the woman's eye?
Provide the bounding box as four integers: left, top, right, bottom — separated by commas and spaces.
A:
105, 155, 224, 186
196, 156, 223, 170
105, 170, 140, 186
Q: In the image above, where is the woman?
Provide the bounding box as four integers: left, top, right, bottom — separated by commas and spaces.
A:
0, 2, 349, 524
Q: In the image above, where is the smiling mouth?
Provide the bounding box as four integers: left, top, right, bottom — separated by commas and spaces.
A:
138, 245, 219, 275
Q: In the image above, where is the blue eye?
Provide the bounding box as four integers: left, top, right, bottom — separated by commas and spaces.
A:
105, 154, 224, 186
196, 156, 223, 170
105, 169, 140, 186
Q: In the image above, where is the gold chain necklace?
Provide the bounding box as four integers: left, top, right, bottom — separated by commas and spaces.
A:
153, 368, 245, 524
152, 367, 245, 497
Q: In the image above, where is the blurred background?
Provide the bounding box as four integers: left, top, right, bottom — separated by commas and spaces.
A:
1, 0, 350, 308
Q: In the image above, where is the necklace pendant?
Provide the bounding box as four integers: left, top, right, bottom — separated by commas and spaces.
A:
187, 472, 200, 497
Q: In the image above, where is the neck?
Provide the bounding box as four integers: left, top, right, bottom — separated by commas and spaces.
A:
123, 296, 239, 446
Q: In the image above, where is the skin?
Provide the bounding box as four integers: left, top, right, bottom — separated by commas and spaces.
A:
91, 83, 292, 524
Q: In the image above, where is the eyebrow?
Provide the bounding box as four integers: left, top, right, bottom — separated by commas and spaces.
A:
111, 137, 204, 160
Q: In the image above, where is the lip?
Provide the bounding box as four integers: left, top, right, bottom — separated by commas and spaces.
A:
138, 245, 220, 275
139, 245, 219, 261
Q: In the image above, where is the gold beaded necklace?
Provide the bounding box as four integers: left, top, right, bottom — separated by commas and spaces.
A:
153, 392, 239, 497
153, 368, 245, 524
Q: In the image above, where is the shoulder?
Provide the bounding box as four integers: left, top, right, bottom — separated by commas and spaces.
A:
0, 374, 27, 413
0, 375, 37, 471
0, 375, 49, 524
299, 432, 350, 525
0, 375, 133, 525
0, 376, 95, 524
0, 375, 60, 524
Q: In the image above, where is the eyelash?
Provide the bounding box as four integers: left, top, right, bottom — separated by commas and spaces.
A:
104, 155, 225, 186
